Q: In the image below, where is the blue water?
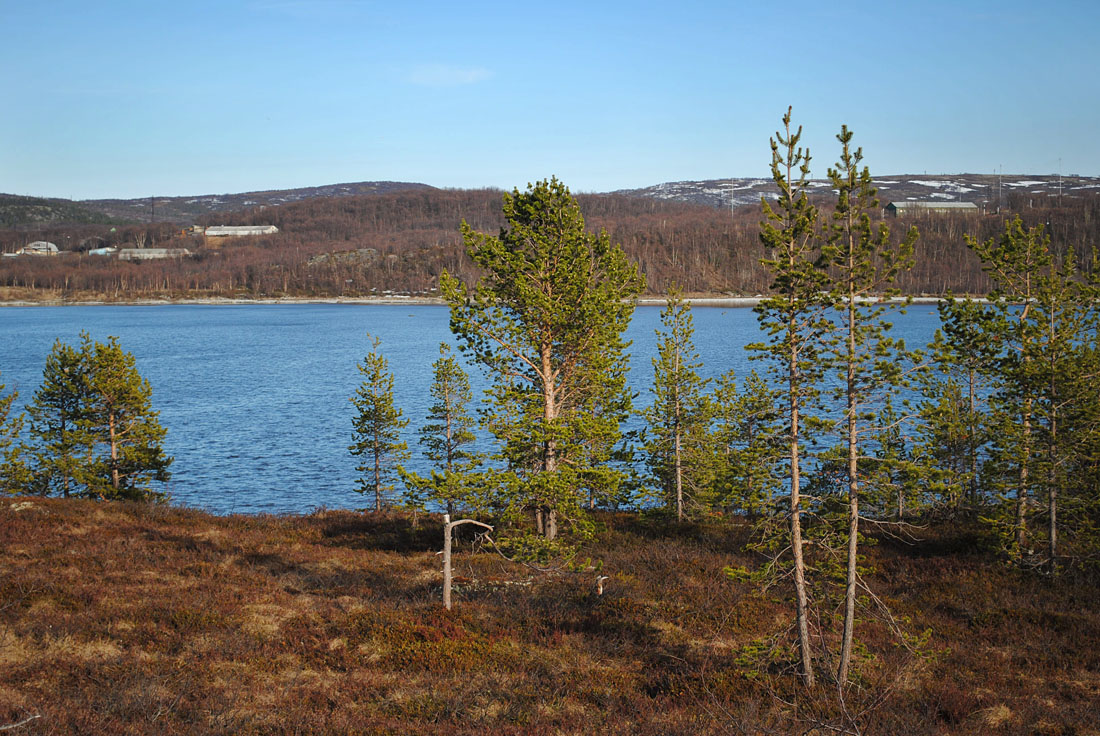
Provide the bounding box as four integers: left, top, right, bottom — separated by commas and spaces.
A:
0, 303, 942, 514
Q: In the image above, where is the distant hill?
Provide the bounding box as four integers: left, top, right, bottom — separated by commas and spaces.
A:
613, 173, 1100, 210
79, 181, 436, 224
0, 194, 124, 228
7, 174, 1098, 229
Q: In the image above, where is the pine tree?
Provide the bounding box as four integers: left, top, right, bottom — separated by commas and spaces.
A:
349, 338, 410, 513
0, 374, 32, 494
922, 301, 1000, 509
711, 369, 783, 517
80, 335, 172, 500
821, 125, 919, 684
643, 289, 712, 520
1025, 246, 1099, 569
441, 177, 644, 547
965, 218, 1052, 558
946, 220, 1100, 568
865, 397, 925, 519
749, 107, 832, 688
402, 343, 482, 516
27, 338, 92, 497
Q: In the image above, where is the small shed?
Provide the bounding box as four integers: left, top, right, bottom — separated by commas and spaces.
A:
885, 201, 979, 217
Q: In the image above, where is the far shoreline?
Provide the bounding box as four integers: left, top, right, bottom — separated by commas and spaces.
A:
0, 294, 954, 308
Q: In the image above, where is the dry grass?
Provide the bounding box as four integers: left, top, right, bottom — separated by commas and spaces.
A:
1, 499, 1098, 734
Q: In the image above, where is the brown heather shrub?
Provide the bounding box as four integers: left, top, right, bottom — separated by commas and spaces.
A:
1, 498, 1098, 734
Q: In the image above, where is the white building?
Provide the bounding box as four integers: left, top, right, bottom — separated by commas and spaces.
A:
885, 201, 980, 217
118, 248, 192, 261
200, 225, 279, 237
17, 241, 60, 255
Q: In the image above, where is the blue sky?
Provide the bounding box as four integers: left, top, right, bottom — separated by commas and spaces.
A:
3, 0, 1098, 199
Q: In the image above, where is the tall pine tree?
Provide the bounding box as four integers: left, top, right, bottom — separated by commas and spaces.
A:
441, 177, 644, 547
749, 108, 832, 688
821, 125, 918, 684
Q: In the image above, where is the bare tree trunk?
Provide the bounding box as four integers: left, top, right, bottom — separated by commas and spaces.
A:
968, 367, 979, 504
109, 410, 120, 490
1017, 403, 1031, 555
1016, 303, 1033, 557
374, 431, 382, 513
442, 515, 493, 610
540, 339, 558, 541
789, 331, 815, 688
838, 300, 859, 685
1048, 363, 1058, 571
443, 514, 454, 610
674, 349, 684, 521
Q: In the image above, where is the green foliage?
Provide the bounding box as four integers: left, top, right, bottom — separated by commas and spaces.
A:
820, 124, 920, 684
79, 335, 173, 500
642, 289, 714, 519
748, 107, 832, 688
944, 218, 1100, 565
0, 375, 33, 493
440, 177, 644, 546
23, 334, 171, 500
27, 339, 93, 497
749, 109, 835, 480
710, 369, 784, 516
916, 307, 999, 511
400, 343, 484, 516
349, 337, 410, 512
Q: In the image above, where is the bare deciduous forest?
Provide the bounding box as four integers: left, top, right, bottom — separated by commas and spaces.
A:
3, 188, 1098, 300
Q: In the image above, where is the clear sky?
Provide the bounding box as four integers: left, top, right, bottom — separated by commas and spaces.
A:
3, 0, 1098, 200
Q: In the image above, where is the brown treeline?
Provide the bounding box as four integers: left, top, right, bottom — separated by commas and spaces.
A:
2, 188, 1097, 299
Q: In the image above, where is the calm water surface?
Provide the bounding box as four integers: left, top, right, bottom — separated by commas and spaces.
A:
0, 304, 942, 514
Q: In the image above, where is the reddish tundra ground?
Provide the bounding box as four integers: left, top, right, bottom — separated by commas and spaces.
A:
1, 498, 1097, 735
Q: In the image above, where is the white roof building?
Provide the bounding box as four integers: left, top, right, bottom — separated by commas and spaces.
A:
201, 225, 279, 237
18, 241, 59, 255
118, 248, 192, 261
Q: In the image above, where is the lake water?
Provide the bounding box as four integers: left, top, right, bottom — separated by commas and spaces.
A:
0, 303, 942, 514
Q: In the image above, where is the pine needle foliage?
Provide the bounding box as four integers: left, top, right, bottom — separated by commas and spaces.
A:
643, 288, 713, 520
350, 337, 410, 513
440, 177, 644, 550
401, 343, 484, 516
